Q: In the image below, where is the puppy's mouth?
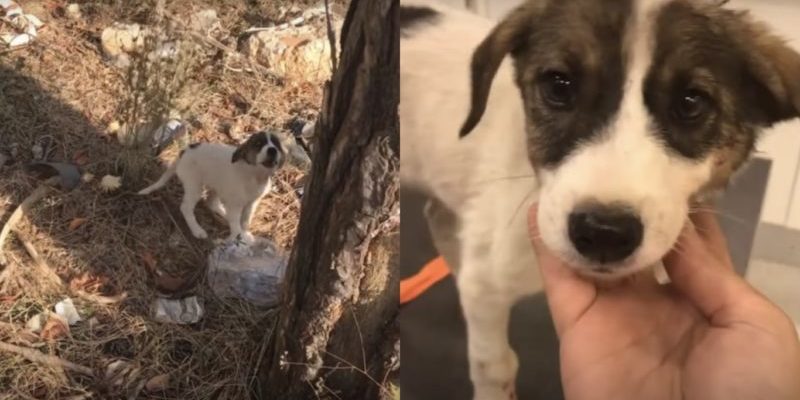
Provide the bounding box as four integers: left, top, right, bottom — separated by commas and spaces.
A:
262, 148, 281, 168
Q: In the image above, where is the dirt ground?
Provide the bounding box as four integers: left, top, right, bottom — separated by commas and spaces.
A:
0, 1, 339, 398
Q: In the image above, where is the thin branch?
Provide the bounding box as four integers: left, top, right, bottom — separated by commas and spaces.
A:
0, 341, 94, 376
14, 229, 64, 288
0, 182, 54, 267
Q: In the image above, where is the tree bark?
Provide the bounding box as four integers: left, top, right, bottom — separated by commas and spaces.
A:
258, 0, 399, 399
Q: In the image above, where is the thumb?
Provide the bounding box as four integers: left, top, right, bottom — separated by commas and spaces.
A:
663, 215, 753, 319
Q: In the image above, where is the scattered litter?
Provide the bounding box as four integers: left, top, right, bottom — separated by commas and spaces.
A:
54, 298, 82, 325
145, 373, 170, 392
294, 176, 308, 200
0, 0, 44, 50
207, 237, 287, 307
149, 39, 179, 61
107, 120, 121, 134
25, 312, 47, 333
152, 119, 187, 154
151, 296, 204, 324
287, 141, 312, 171
81, 172, 94, 183
26, 161, 82, 190
65, 3, 81, 20
31, 145, 43, 160
287, 117, 315, 139
99, 174, 122, 192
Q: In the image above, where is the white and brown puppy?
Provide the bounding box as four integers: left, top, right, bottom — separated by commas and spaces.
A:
138, 131, 286, 243
401, 0, 800, 398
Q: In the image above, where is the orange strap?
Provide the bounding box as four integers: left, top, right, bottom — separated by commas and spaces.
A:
400, 256, 451, 305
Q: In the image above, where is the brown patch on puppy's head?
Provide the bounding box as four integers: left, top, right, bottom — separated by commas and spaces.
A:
232, 131, 269, 165
649, 1, 800, 190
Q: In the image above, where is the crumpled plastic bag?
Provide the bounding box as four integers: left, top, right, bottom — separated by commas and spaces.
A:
207, 237, 287, 307
151, 296, 204, 324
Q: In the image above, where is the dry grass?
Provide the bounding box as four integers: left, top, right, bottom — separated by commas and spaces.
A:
0, 0, 337, 398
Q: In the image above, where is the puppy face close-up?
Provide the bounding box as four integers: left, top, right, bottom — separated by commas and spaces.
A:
232, 131, 287, 170
463, 0, 800, 277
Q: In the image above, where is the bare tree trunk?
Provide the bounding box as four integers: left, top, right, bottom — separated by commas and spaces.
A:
258, 0, 399, 399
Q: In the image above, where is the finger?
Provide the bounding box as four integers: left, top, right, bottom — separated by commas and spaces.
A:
529, 205, 595, 336
664, 221, 752, 319
688, 208, 732, 267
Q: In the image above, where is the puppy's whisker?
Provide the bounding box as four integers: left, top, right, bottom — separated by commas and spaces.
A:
508, 185, 538, 228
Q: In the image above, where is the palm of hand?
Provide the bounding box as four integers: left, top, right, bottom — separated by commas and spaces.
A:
557, 281, 792, 400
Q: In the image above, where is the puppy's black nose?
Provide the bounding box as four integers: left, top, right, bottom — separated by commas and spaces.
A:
568, 204, 643, 264
266, 147, 278, 158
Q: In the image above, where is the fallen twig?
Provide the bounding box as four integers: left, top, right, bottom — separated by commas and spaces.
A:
13, 229, 64, 288
0, 182, 54, 267
0, 340, 94, 376
14, 229, 128, 304
75, 290, 128, 305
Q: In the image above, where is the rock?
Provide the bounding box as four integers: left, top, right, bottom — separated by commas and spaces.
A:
151, 296, 204, 324
101, 23, 146, 56
207, 237, 287, 307
242, 11, 344, 82
100, 23, 148, 67
243, 31, 335, 81
65, 3, 81, 20
190, 9, 219, 34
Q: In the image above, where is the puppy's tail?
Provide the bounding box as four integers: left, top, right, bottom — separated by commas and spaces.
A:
137, 161, 177, 195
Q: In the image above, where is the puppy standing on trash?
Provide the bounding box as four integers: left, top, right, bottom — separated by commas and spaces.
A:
138, 131, 286, 243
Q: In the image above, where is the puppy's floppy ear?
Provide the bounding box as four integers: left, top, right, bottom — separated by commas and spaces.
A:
725, 10, 800, 125
460, 2, 542, 137
231, 133, 266, 164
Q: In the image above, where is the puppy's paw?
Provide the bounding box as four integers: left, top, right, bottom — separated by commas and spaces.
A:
471, 350, 518, 400
191, 229, 209, 239
239, 232, 255, 244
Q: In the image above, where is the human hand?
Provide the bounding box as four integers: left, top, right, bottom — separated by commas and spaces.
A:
529, 205, 800, 400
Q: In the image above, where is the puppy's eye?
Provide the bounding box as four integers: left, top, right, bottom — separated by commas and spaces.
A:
538, 71, 577, 110
672, 89, 712, 123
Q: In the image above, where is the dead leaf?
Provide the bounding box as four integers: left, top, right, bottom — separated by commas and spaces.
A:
40, 315, 69, 341
72, 151, 90, 166
155, 272, 187, 293
279, 35, 310, 49
0, 294, 20, 303
141, 251, 157, 273
145, 373, 169, 392
69, 272, 109, 294
68, 217, 88, 231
